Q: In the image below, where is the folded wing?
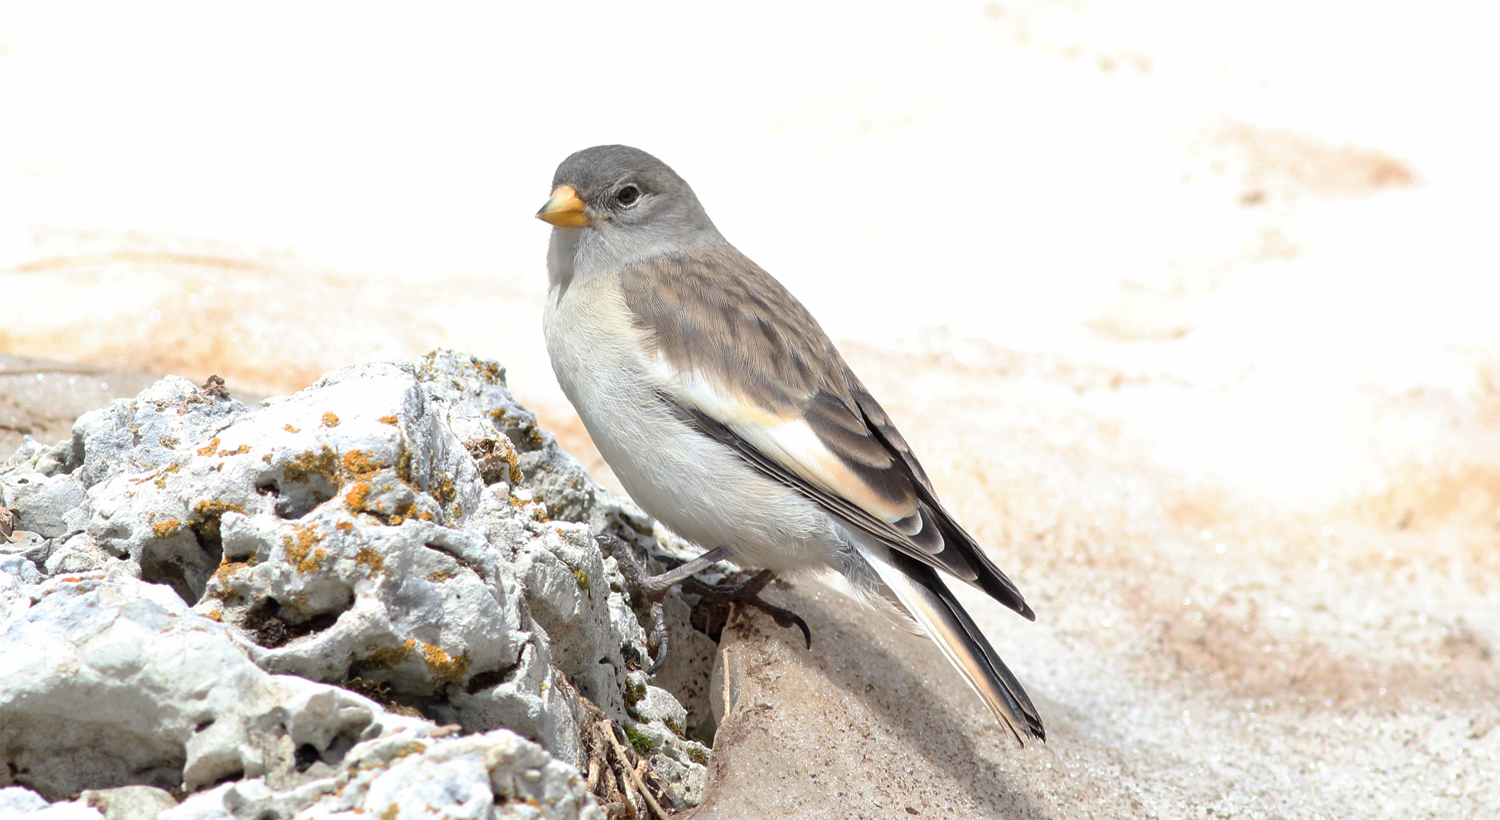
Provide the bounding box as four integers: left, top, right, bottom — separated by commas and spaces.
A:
620, 247, 1034, 621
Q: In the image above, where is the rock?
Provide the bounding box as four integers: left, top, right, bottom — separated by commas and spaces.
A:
0, 568, 418, 800
0, 350, 708, 817
159, 727, 604, 820
692, 581, 1078, 820
79, 786, 179, 820
0, 786, 51, 816
0, 354, 168, 460
0, 786, 103, 820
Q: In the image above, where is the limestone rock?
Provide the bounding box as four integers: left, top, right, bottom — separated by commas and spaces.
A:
0, 350, 708, 818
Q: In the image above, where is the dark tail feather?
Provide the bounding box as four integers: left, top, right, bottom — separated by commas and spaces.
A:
861, 542, 1045, 743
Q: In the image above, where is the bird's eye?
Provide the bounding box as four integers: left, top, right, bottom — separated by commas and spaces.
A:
616, 185, 640, 207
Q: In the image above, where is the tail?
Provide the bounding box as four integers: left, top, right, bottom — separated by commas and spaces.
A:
858, 540, 1045, 744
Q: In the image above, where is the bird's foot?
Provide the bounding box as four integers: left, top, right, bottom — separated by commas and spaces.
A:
682, 570, 811, 650
596, 534, 810, 675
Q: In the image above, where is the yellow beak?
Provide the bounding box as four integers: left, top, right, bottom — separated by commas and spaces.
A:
535, 185, 590, 227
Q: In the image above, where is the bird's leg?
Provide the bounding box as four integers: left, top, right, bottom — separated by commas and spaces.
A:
596, 534, 810, 675
598, 534, 731, 673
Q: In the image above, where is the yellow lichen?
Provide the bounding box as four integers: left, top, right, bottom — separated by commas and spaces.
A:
433, 474, 456, 504
321, 412, 340, 428
152, 519, 182, 538
355, 547, 385, 572
159, 436, 179, 448
283, 446, 339, 485
217, 444, 251, 457
211, 559, 250, 590
282, 524, 325, 573
196, 438, 221, 456
503, 449, 523, 485
358, 639, 416, 671
418, 641, 470, 684
342, 449, 384, 478
395, 447, 415, 486
345, 482, 372, 511
205, 609, 223, 622
284, 424, 300, 433
190, 499, 246, 545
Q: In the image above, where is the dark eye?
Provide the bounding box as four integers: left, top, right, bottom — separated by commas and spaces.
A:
616, 185, 640, 206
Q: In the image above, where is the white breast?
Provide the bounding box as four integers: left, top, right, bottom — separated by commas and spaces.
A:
543, 273, 844, 573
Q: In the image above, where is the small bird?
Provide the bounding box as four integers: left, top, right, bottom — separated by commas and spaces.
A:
536, 145, 1044, 743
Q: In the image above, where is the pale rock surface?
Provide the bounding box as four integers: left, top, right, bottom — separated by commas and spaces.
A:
79, 786, 179, 820
160, 727, 603, 820
0, 351, 708, 818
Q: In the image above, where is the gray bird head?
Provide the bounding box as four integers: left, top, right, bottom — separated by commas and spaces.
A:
537, 146, 722, 272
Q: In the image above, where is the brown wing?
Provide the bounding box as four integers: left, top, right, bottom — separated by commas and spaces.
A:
620, 245, 1034, 620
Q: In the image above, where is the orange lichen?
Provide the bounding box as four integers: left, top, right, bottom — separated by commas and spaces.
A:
152, 519, 182, 538
284, 424, 300, 433
282, 524, 326, 573
433, 474, 456, 504
358, 638, 417, 671
212, 559, 250, 589
355, 547, 385, 572
190, 499, 246, 544
196, 438, 221, 456
395, 447, 415, 485
378, 415, 398, 425
321, 412, 340, 428
419, 641, 471, 683
342, 449, 384, 478
283, 447, 339, 484
345, 482, 373, 511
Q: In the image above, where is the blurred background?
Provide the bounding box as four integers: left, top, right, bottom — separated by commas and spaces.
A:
3, 1, 1498, 815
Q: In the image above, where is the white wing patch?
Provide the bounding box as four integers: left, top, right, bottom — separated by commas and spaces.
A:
650, 356, 911, 525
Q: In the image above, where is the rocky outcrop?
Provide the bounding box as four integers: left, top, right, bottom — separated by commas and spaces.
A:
1, 351, 710, 818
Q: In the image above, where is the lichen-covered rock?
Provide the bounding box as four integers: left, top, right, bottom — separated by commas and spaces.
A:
0, 567, 418, 800
158, 727, 604, 820
0, 350, 708, 817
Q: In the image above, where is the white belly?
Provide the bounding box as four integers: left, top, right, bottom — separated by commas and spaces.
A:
543, 276, 843, 573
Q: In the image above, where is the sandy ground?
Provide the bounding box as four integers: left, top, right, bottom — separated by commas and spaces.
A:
3, 2, 1498, 817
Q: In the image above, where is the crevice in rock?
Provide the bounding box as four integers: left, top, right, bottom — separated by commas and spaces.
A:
422, 541, 481, 578
271, 477, 335, 520
211, 769, 245, 788
187, 498, 244, 568
463, 662, 522, 695
337, 677, 427, 719
293, 744, 320, 773
464, 437, 522, 487
243, 596, 349, 649
140, 553, 197, 605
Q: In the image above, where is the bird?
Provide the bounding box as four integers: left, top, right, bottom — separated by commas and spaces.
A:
535, 145, 1044, 743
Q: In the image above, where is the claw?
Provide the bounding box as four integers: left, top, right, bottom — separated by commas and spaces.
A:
683, 571, 812, 649
595, 534, 813, 676
646, 600, 669, 674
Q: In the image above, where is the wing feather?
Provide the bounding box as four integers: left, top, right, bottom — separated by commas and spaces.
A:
622, 247, 1033, 620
